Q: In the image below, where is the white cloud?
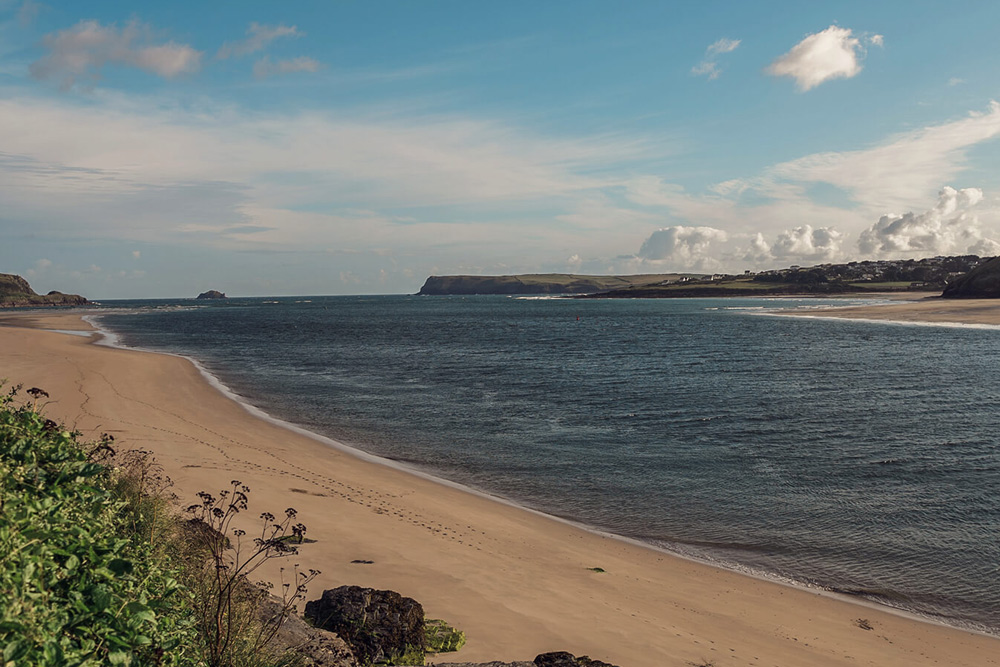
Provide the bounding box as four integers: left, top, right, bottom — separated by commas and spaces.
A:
766, 25, 870, 91
858, 186, 996, 257
217, 23, 300, 59
967, 238, 1000, 256
948, 77, 965, 87
253, 56, 321, 79
30, 20, 201, 89
692, 37, 740, 80
742, 232, 772, 263
637, 225, 728, 269
707, 38, 741, 56
770, 225, 842, 261
769, 102, 1000, 214
24, 257, 51, 277
0, 91, 642, 253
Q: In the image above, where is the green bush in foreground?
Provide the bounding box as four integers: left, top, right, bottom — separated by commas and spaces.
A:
0, 386, 202, 666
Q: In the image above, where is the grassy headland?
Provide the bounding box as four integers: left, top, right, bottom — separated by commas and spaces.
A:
0, 273, 87, 308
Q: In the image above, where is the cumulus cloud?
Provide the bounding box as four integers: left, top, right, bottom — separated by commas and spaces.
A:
766, 25, 878, 91
253, 56, 321, 79
770, 225, 842, 261
741, 232, 772, 263
858, 186, 997, 257
637, 225, 728, 268
692, 37, 740, 80
30, 20, 201, 88
217, 23, 300, 59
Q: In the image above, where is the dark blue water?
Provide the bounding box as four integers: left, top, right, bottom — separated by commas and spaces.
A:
92, 295, 1000, 632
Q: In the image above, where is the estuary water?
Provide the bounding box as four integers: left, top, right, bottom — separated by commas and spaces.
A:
92, 295, 1000, 632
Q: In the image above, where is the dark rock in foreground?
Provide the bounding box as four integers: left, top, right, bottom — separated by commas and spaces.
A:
196, 290, 227, 299
305, 585, 425, 666
942, 256, 1000, 298
533, 652, 619, 667
435, 653, 619, 667
0, 273, 87, 308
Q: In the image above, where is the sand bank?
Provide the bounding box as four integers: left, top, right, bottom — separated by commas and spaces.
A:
783, 296, 1000, 326
1, 312, 997, 667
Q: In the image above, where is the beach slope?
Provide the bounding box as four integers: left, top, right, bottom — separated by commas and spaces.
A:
1, 312, 997, 667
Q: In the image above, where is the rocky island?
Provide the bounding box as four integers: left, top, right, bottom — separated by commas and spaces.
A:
0, 273, 87, 308
196, 290, 227, 299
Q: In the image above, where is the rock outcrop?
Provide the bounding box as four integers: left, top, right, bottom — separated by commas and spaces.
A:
260, 597, 358, 667
196, 290, 227, 299
304, 586, 425, 666
0, 273, 87, 307
533, 652, 619, 667
942, 256, 1000, 298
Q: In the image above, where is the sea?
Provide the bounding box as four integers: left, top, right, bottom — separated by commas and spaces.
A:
87, 294, 1000, 634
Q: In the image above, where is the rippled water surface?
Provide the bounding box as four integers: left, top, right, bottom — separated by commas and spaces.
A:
95, 295, 1000, 631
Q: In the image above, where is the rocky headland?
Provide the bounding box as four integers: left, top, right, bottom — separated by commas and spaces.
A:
417, 274, 696, 296
0, 273, 87, 307
420, 255, 992, 299
941, 256, 1000, 297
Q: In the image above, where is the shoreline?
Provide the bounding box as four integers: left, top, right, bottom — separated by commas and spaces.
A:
773, 296, 1000, 326
78, 310, 997, 636
2, 311, 998, 666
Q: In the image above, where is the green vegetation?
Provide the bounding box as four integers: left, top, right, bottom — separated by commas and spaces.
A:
654, 279, 786, 291
0, 385, 317, 667
425, 619, 466, 654
0, 385, 200, 666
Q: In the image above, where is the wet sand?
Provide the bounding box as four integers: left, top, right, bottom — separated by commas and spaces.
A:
784, 296, 1000, 326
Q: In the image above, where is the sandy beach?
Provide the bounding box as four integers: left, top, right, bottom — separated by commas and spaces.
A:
784, 295, 1000, 326
1, 311, 998, 667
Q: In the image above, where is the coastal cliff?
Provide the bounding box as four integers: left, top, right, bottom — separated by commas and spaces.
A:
418, 273, 697, 295
0, 273, 87, 307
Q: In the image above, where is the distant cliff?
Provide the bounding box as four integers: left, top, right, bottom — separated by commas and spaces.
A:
0, 273, 87, 307
418, 274, 697, 295
942, 256, 1000, 298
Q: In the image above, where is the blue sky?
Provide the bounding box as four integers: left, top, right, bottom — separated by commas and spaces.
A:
1, 1, 998, 297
